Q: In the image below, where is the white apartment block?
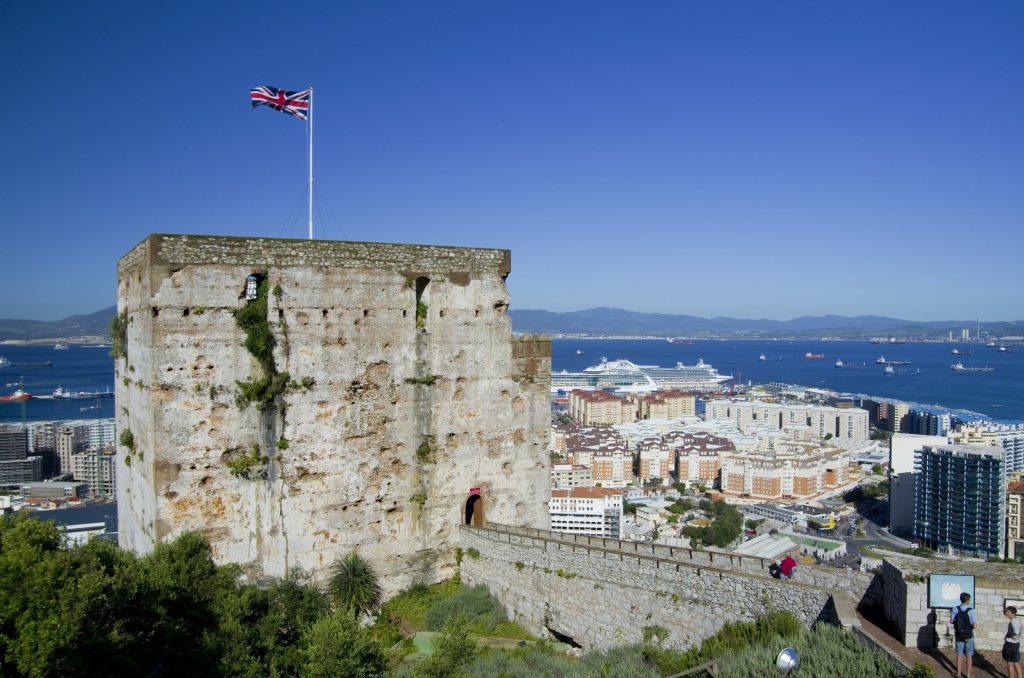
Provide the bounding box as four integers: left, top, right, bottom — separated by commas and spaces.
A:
954, 423, 1024, 474
704, 399, 869, 445
549, 487, 623, 538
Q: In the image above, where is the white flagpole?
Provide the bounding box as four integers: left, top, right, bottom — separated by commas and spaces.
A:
307, 85, 314, 240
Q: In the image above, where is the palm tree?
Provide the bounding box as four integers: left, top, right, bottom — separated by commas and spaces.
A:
328, 552, 382, 619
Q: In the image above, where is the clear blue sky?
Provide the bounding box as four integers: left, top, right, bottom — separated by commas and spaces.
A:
3, 1, 1022, 321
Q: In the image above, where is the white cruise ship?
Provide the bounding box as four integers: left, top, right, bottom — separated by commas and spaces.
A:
551, 357, 731, 393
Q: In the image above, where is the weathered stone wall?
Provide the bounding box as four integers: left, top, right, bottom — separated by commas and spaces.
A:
882, 555, 1024, 651
459, 524, 862, 651
481, 524, 875, 602
115, 234, 550, 596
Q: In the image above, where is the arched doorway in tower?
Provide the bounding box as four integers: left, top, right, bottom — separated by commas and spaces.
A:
465, 492, 484, 528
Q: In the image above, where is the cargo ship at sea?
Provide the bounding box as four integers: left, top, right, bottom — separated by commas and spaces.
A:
0, 389, 32, 402
551, 357, 731, 393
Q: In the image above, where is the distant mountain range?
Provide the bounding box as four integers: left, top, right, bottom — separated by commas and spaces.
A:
0, 306, 116, 341
509, 307, 1024, 339
1, 305, 1021, 341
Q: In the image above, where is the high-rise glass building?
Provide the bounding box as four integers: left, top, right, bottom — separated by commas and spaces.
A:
913, 444, 1005, 557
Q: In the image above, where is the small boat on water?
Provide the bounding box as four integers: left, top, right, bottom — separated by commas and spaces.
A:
834, 358, 843, 368
0, 356, 9, 368
54, 343, 69, 350
998, 345, 1016, 353
950, 349, 972, 356
0, 389, 32, 401
576, 349, 584, 355
883, 365, 894, 375
759, 354, 767, 361
804, 352, 825, 359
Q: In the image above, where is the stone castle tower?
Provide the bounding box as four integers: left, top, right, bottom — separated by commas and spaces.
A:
115, 234, 550, 593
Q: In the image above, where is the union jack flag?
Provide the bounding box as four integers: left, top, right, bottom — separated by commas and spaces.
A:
250, 86, 310, 120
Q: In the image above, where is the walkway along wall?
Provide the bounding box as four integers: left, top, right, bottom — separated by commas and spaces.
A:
460, 523, 878, 651
881, 555, 1024, 652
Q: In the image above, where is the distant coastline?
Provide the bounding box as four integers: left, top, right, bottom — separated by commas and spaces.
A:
511, 307, 1024, 341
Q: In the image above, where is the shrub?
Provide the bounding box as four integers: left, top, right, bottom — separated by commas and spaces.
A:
302, 611, 387, 677
414, 614, 478, 678
466, 548, 480, 560
119, 428, 135, 452
716, 622, 900, 677
909, 663, 935, 678
424, 584, 507, 633
224, 445, 265, 480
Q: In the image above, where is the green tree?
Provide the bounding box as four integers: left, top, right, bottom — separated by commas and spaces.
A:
672, 481, 687, 493
415, 615, 478, 678
303, 611, 387, 677
328, 552, 382, 620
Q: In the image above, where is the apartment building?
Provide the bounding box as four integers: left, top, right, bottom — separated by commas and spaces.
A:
637, 441, 674, 482
913, 444, 1005, 558
954, 423, 1024, 475
721, 447, 850, 500
549, 487, 623, 538
569, 390, 635, 426
590, 446, 633, 488
673, 432, 731, 486
551, 463, 594, 490
69, 447, 117, 497
704, 400, 869, 445
0, 425, 42, 490
630, 390, 696, 420
1008, 481, 1024, 560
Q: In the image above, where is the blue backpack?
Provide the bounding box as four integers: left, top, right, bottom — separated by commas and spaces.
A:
953, 606, 973, 641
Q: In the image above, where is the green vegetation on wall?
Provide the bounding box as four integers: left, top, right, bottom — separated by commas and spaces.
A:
233, 276, 290, 408
109, 311, 129, 360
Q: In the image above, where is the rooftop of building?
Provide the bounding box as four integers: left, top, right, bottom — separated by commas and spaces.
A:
550, 487, 624, 499
920, 443, 1005, 458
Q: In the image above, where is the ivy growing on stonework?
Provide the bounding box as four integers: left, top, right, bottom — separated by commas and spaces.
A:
233, 275, 290, 408
109, 311, 129, 360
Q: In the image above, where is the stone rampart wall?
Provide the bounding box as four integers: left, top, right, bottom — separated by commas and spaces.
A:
486, 524, 874, 603
459, 525, 850, 651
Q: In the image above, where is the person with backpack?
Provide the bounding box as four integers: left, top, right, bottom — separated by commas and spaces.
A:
949, 592, 977, 678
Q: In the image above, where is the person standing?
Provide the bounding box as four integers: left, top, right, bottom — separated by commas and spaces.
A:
1004, 606, 1022, 678
949, 592, 977, 678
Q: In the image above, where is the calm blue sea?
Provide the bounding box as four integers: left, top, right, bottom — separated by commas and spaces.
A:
553, 339, 1024, 421
2, 340, 1020, 423
0, 345, 115, 423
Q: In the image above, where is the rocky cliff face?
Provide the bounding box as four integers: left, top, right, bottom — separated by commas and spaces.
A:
116, 234, 550, 595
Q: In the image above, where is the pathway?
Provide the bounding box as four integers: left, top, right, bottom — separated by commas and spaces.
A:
856, 613, 1006, 677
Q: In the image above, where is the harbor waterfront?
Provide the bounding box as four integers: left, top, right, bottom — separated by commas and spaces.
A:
553, 339, 1024, 421
1, 338, 1021, 421
0, 344, 115, 423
